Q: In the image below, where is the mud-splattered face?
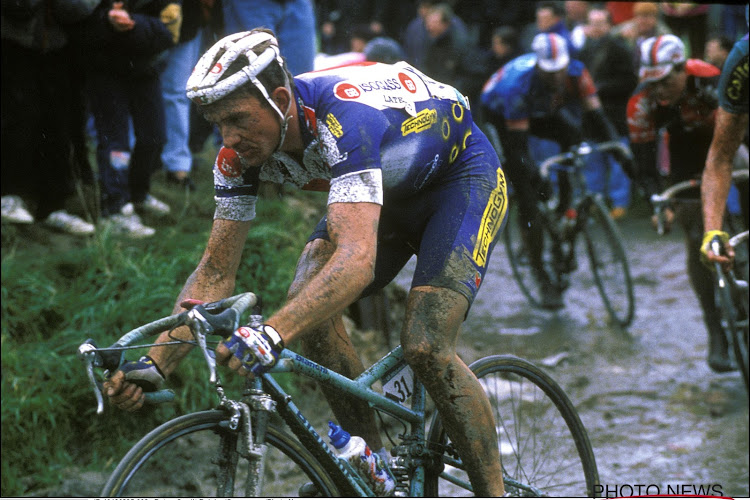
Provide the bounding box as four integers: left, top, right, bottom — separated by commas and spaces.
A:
201, 90, 281, 167
648, 68, 688, 107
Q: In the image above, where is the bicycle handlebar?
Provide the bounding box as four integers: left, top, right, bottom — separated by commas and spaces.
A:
651, 169, 749, 236
78, 292, 260, 414
538, 141, 630, 179
729, 230, 749, 249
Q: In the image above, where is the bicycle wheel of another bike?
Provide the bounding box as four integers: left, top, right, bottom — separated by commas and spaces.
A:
425, 355, 598, 497
733, 239, 749, 392
101, 410, 339, 497
503, 202, 563, 308
582, 196, 635, 326
715, 269, 750, 393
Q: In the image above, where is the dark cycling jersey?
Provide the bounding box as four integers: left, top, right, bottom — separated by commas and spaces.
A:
627, 59, 721, 183
212, 61, 506, 303
717, 34, 749, 115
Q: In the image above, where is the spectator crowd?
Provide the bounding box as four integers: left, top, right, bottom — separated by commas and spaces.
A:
2, 0, 747, 238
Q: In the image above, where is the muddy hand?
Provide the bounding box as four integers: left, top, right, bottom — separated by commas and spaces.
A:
104, 370, 145, 412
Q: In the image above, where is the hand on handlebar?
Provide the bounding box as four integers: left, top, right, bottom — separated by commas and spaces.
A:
701, 230, 734, 270
104, 356, 165, 412
216, 325, 285, 377
651, 206, 675, 233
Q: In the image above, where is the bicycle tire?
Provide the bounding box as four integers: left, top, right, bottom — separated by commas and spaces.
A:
503, 201, 566, 308
733, 311, 749, 393
715, 269, 750, 393
101, 409, 340, 497
424, 355, 598, 497
581, 196, 635, 327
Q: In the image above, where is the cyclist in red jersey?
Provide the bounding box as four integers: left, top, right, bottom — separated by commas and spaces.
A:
627, 34, 732, 372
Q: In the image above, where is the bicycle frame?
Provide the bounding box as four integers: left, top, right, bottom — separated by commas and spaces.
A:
256, 345, 436, 497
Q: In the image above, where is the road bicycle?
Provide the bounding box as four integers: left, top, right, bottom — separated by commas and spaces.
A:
502, 141, 635, 327
78, 291, 599, 496
651, 169, 749, 391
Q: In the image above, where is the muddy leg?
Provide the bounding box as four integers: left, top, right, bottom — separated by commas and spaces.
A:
402, 286, 504, 496
288, 239, 383, 449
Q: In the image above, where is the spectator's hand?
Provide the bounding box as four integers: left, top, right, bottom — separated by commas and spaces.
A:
701, 230, 734, 270
215, 325, 284, 377
104, 356, 165, 412
159, 3, 182, 44
109, 1, 135, 32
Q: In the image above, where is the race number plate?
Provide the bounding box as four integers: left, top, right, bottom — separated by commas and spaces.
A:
382, 364, 414, 407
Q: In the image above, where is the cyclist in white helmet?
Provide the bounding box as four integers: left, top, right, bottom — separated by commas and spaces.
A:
104, 28, 507, 496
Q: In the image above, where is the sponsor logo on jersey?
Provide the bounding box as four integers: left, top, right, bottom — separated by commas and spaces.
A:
326, 113, 344, 138
473, 167, 507, 266
398, 72, 418, 93
359, 78, 402, 92
401, 108, 437, 136
334, 82, 361, 100
725, 54, 748, 105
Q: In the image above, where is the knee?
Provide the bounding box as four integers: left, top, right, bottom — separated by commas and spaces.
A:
403, 341, 453, 377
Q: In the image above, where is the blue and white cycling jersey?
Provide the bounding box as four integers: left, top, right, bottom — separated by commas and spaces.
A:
211, 61, 506, 304
213, 61, 479, 219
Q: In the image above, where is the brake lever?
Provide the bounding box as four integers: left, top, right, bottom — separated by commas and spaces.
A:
78, 341, 105, 414
187, 307, 220, 383
710, 239, 727, 286
649, 192, 668, 236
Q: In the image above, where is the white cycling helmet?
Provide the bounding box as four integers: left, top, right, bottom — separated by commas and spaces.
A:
186, 30, 292, 151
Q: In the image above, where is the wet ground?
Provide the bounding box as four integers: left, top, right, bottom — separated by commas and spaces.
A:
403, 211, 749, 497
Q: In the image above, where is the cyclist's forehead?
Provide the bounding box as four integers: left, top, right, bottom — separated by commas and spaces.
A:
201, 92, 263, 124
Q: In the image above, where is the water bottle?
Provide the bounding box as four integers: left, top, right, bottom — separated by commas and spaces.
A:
328, 421, 396, 496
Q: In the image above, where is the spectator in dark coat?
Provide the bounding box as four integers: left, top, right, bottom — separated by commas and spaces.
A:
421, 3, 468, 88
1, 0, 97, 234
76, 0, 179, 238
402, 0, 468, 71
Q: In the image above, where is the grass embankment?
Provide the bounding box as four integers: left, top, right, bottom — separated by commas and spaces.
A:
0, 148, 327, 496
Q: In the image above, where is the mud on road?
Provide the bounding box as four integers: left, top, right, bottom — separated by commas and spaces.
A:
444, 212, 749, 497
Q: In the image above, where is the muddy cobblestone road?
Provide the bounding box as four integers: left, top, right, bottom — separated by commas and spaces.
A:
428, 212, 749, 497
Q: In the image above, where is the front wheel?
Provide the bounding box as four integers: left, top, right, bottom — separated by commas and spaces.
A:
581, 196, 635, 327
425, 355, 599, 497
504, 201, 566, 308
101, 410, 339, 497
714, 266, 750, 393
